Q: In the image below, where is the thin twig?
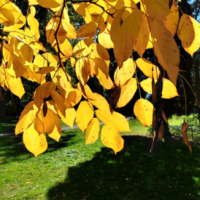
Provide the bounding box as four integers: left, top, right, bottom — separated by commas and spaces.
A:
179, 73, 200, 107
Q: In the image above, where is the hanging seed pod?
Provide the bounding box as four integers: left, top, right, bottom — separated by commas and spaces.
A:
43, 100, 48, 117
108, 85, 121, 113
152, 109, 156, 132
162, 110, 168, 124
158, 122, 164, 140
152, 68, 157, 104
181, 120, 192, 154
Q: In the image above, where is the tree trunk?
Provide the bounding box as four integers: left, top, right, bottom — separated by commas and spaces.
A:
0, 87, 6, 118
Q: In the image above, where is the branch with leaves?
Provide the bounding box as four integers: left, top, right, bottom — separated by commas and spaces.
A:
0, 0, 199, 156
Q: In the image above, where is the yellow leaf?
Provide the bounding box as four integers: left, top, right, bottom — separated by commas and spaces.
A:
35, 67, 55, 74
42, 53, 58, 68
51, 90, 65, 116
95, 110, 130, 132
88, 56, 99, 77
114, 58, 136, 86
177, 14, 200, 56
121, 0, 137, 19
91, 43, 110, 67
24, 27, 36, 44
46, 17, 65, 46
75, 58, 90, 85
77, 21, 97, 38
27, 14, 40, 41
30, 6, 36, 16
114, 9, 143, 67
70, 57, 76, 67
140, 78, 179, 99
34, 82, 56, 108
98, 31, 114, 49
34, 54, 48, 68
133, 14, 149, 57
67, 24, 77, 39
55, 39, 72, 61
66, 89, 82, 106
76, 101, 94, 132
43, 108, 62, 142
163, 1, 179, 36
73, 38, 93, 58
20, 44, 33, 63
12, 54, 27, 78
55, 70, 73, 98
101, 125, 124, 154
51, 68, 71, 87
162, 78, 179, 99
8, 77, 25, 99
117, 78, 137, 108
15, 101, 38, 135
111, 8, 125, 43
62, 8, 70, 31
146, 33, 153, 49
3, 42, 10, 62
92, 58, 114, 89
87, 2, 106, 15
0, 1, 25, 30
30, 41, 47, 55
34, 113, 45, 134
140, 78, 154, 94
133, 98, 154, 127
150, 19, 179, 85
23, 65, 45, 84
59, 107, 76, 129
72, 2, 88, 17
28, 0, 39, 6
37, 0, 62, 8
85, 118, 100, 144
79, 83, 110, 113
23, 123, 47, 157
142, 0, 170, 21
136, 58, 160, 80
75, 3, 92, 23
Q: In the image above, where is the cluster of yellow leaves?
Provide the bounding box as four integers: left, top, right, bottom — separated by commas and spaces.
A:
0, 0, 199, 156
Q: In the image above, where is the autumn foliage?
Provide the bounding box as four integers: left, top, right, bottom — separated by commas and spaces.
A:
0, 0, 199, 156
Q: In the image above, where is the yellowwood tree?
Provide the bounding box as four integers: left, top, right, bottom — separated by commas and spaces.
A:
0, 0, 198, 156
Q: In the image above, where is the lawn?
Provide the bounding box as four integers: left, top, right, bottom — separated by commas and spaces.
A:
1, 117, 200, 200
0, 117, 18, 134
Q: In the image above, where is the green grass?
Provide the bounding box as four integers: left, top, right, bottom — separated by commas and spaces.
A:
122, 119, 149, 136
1, 118, 200, 200
0, 117, 18, 133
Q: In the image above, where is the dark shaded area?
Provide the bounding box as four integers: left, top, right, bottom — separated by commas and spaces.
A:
47, 136, 200, 200
0, 117, 18, 133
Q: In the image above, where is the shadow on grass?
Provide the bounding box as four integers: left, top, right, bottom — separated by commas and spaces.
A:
0, 130, 77, 165
0, 117, 19, 133
47, 136, 200, 200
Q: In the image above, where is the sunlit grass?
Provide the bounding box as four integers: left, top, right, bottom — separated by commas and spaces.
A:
1, 117, 200, 199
